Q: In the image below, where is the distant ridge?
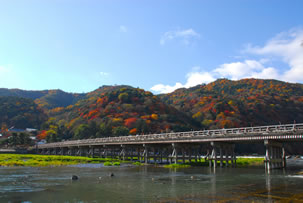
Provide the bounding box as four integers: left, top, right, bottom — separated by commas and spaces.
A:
1, 79, 303, 141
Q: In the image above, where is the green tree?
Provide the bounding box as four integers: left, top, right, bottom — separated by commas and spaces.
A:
118, 92, 129, 103
112, 126, 129, 136
74, 124, 91, 139
96, 123, 112, 137
88, 121, 98, 138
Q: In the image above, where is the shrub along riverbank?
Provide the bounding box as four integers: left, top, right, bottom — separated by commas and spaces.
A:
0, 154, 265, 167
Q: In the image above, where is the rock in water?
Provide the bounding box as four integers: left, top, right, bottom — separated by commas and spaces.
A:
109, 173, 114, 177
72, 175, 78, 180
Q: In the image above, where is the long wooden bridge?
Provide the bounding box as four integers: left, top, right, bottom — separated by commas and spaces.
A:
37, 123, 303, 170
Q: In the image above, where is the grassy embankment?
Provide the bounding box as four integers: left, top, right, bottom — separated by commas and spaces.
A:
0, 154, 120, 167
0, 154, 264, 168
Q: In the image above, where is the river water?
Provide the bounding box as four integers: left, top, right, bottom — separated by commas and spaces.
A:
1, 160, 303, 202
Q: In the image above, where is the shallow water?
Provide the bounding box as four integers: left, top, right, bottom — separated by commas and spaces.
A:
1, 161, 303, 202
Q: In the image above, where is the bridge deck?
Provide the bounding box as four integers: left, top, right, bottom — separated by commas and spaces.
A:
37, 123, 303, 149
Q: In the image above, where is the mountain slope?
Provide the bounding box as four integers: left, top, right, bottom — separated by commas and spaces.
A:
49, 86, 199, 138
159, 79, 303, 129
0, 88, 85, 109
0, 96, 48, 129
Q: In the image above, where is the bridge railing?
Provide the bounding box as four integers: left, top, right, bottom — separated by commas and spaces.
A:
37, 123, 303, 148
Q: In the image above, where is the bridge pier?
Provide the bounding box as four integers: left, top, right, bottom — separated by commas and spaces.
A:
171, 143, 178, 164
40, 148, 46, 155
143, 144, 149, 164
46, 148, 50, 155
67, 147, 74, 156
264, 140, 286, 170
53, 148, 58, 155
119, 145, 126, 161
209, 142, 236, 168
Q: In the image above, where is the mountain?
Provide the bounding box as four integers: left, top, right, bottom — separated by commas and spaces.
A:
0, 88, 85, 109
159, 79, 303, 129
47, 86, 198, 139
0, 96, 47, 129
2, 79, 303, 142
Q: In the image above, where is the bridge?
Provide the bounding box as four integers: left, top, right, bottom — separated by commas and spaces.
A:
37, 123, 303, 170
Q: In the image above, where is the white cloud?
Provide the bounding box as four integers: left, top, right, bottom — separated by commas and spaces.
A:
150, 83, 184, 94
151, 69, 215, 94
119, 25, 128, 33
100, 72, 109, 76
246, 29, 303, 82
185, 71, 215, 87
151, 61, 279, 94
160, 28, 200, 45
152, 28, 303, 94
214, 60, 278, 80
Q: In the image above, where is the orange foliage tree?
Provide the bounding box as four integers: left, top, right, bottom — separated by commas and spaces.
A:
37, 130, 47, 140
129, 128, 137, 135
124, 117, 137, 128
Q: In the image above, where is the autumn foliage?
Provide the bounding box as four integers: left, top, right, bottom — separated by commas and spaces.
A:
2, 79, 303, 142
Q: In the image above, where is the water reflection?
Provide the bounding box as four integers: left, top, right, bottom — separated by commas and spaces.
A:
1, 164, 303, 202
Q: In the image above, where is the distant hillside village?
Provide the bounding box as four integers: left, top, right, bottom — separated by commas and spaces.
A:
0, 127, 40, 148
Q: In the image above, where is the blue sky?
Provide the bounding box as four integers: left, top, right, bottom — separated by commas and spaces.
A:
0, 0, 303, 93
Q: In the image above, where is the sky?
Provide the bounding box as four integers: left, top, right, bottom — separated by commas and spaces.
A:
0, 0, 303, 94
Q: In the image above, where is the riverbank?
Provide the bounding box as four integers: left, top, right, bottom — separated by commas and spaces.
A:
0, 154, 267, 167
0, 154, 116, 167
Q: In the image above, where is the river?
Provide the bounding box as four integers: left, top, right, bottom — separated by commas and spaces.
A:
1, 159, 303, 202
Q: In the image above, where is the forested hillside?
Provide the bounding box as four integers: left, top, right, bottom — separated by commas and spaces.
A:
159, 79, 303, 129
0, 88, 84, 109
43, 86, 198, 141
2, 79, 303, 144
0, 97, 47, 130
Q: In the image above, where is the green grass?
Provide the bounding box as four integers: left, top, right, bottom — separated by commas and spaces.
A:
0, 154, 265, 168
103, 161, 120, 166
132, 161, 142, 166
236, 158, 264, 166
163, 157, 264, 169
164, 163, 191, 169
0, 154, 119, 167
103, 161, 113, 166
113, 162, 120, 166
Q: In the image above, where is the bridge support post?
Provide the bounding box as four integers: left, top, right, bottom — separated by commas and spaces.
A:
98, 146, 102, 158
143, 144, 149, 164
60, 147, 63, 155
160, 149, 163, 164
41, 149, 45, 155
68, 147, 75, 156
188, 148, 192, 163
171, 143, 178, 164
136, 147, 140, 162
91, 147, 95, 157
130, 147, 133, 161
209, 142, 235, 168
220, 147, 223, 167
182, 148, 185, 164
54, 148, 58, 155
78, 147, 85, 156
120, 145, 126, 161
264, 140, 285, 170
282, 147, 286, 168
